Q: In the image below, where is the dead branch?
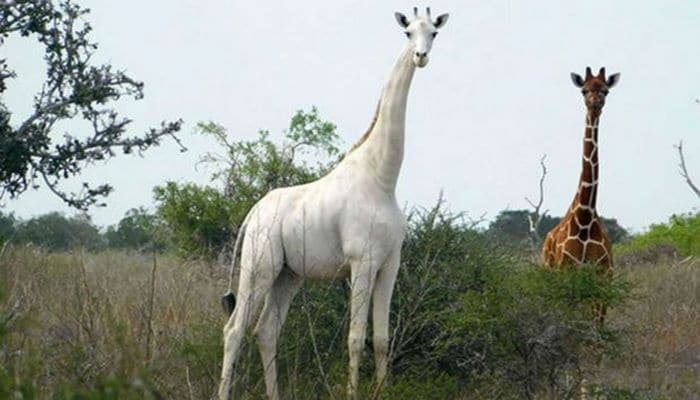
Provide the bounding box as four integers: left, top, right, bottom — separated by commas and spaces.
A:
525, 154, 550, 257
674, 141, 700, 200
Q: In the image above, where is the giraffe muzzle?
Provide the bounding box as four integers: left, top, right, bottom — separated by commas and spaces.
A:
414, 53, 429, 68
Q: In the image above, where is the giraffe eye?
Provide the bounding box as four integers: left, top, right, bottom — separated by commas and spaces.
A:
404, 31, 411, 38
582, 90, 589, 95
432, 32, 438, 38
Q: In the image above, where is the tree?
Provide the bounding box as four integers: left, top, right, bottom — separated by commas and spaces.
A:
197, 106, 340, 222
600, 217, 629, 244
155, 107, 340, 259
104, 207, 165, 251
0, 0, 183, 209
13, 211, 103, 251
153, 182, 234, 259
488, 209, 560, 250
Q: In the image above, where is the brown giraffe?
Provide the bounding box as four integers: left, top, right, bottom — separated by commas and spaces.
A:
542, 66, 620, 277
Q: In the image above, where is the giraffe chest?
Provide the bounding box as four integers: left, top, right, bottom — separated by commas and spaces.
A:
548, 216, 612, 267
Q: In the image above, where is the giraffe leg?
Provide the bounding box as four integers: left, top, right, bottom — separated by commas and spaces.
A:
254, 269, 303, 400
219, 268, 271, 400
347, 260, 378, 400
371, 248, 400, 391
219, 230, 284, 400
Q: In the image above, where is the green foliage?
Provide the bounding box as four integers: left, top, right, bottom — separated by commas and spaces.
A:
602, 217, 631, 244
178, 321, 223, 398
390, 199, 515, 376
488, 209, 560, 249
56, 375, 163, 400
617, 212, 700, 259
156, 107, 341, 259
103, 208, 165, 252
594, 386, 668, 400
153, 182, 235, 259
380, 374, 458, 399
14, 212, 103, 251
0, 0, 182, 209
444, 265, 629, 399
197, 106, 340, 223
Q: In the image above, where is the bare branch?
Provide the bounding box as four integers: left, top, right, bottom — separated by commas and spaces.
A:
674, 140, 700, 200
525, 154, 549, 257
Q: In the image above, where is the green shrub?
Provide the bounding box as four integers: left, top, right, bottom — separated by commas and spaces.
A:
617, 212, 700, 262
443, 265, 629, 399
380, 374, 459, 400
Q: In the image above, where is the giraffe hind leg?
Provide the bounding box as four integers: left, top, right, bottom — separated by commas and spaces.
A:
219, 231, 285, 400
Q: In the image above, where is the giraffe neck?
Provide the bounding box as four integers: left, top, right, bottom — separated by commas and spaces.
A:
572, 112, 601, 212
357, 43, 416, 191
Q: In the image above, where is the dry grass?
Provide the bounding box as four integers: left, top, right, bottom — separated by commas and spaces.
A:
1, 245, 699, 399
601, 257, 700, 399
0, 245, 226, 399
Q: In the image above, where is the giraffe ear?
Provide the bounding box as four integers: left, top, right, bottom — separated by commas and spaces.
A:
571, 73, 584, 88
606, 73, 620, 88
434, 13, 449, 29
394, 12, 409, 28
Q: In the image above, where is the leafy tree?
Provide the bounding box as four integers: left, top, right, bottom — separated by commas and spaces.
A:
0, 0, 183, 209
104, 207, 165, 251
153, 182, 234, 259
488, 209, 560, 249
14, 211, 102, 251
155, 107, 340, 259
197, 106, 340, 221
600, 217, 629, 244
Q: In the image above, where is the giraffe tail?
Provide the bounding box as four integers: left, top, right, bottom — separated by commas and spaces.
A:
221, 211, 252, 316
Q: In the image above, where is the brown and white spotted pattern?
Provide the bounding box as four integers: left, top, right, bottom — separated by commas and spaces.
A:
541, 67, 620, 277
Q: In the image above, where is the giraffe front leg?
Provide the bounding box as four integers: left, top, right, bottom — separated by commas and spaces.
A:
371, 248, 400, 391
347, 261, 377, 400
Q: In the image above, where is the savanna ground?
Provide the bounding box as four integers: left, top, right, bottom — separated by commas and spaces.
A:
1, 210, 698, 400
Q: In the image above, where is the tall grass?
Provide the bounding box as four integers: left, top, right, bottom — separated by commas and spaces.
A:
0, 246, 224, 399
0, 231, 697, 398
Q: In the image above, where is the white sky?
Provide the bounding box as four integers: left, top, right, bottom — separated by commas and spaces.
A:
3, 0, 699, 231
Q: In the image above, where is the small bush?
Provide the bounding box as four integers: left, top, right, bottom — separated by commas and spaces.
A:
616, 212, 700, 263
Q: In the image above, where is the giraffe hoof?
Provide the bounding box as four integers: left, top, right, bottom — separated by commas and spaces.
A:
221, 292, 236, 316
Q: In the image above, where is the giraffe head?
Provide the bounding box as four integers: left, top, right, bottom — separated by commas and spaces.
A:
570, 67, 620, 115
394, 7, 449, 68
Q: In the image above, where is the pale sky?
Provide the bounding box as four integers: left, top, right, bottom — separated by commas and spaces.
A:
3, 0, 699, 231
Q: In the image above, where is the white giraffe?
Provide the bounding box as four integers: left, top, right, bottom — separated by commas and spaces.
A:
218, 8, 449, 400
